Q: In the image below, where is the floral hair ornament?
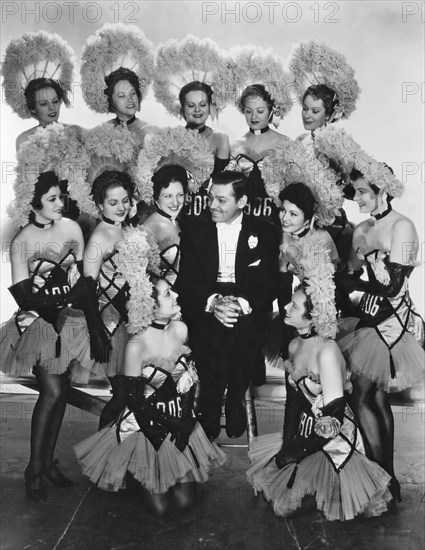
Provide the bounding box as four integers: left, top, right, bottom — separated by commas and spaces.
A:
134, 126, 215, 203
7, 123, 93, 227
80, 23, 154, 113
261, 139, 343, 226
153, 35, 233, 120
299, 244, 338, 340
229, 45, 294, 124
1, 31, 75, 119
115, 225, 161, 334
313, 125, 404, 198
288, 40, 361, 121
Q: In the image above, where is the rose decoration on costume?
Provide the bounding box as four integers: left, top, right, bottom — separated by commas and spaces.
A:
367, 251, 391, 286
248, 235, 258, 249
176, 360, 199, 394
314, 416, 341, 438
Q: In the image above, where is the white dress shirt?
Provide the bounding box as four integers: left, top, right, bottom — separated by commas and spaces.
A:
206, 213, 251, 314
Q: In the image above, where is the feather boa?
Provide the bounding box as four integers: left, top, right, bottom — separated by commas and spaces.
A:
115, 226, 160, 335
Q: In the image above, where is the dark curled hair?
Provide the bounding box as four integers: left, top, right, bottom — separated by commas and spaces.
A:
349, 167, 394, 203
279, 182, 316, 222
148, 271, 164, 303
302, 84, 338, 120
239, 84, 274, 113
295, 282, 313, 320
179, 81, 213, 108
30, 171, 63, 210
211, 170, 248, 201
104, 68, 141, 113
91, 171, 135, 206
152, 165, 188, 201
25, 78, 65, 112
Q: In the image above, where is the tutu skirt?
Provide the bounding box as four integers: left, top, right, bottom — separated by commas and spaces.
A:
247, 433, 392, 521
338, 315, 425, 391
0, 308, 92, 378
74, 418, 226, 495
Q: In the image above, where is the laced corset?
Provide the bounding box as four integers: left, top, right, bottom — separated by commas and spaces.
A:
15, 249, 79, 334
157, 234, 180, 287
98, 250, 130, 337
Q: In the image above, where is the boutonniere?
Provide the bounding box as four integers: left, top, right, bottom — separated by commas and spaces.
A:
248, 235, 258, 249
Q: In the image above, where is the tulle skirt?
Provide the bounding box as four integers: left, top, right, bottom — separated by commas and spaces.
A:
74, 421, 226, 495
0, 308, 92, 378
246, 433, 392, 521
66, 322, 130, 384
338, 316, 425, 391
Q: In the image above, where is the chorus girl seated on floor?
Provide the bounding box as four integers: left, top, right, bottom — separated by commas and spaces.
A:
74, 272, 226, 517
246, 253, 393, 521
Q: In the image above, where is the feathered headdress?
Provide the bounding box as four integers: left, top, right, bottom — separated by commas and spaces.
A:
229, 45, 293, 122
299, 240, 338, 340
261, 138, 344, 226
288, 41, 360, 121
115, 225, 161, 334
134, 126, 215, 203
1, 31, 75, 119
80, 23, 154, 113
314, 125, 404, 198
7, 123, 94, 227
153, 35, 233, 119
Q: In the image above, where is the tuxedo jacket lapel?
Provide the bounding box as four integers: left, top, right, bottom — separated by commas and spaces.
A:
235, 216, 251, 282
203, 220, 219, 280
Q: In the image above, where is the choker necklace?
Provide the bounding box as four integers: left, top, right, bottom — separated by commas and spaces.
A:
186, 124, 207, 134
102, 214, 122, 227
116, 115, 136, 127
250, 126, 269, 135
150, 320, 170, 330
291, 226, 310, 239
156, 205, 178, 223
298, 329, 318, 340
32, 219, 54, 230
372, 204, 392, 220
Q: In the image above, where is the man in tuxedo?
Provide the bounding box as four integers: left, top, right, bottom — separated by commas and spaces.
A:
176, 171, 279, 440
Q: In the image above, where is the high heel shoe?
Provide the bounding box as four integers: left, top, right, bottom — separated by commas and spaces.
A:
42, 461, 74, 488
389, 477, 402, 503
24, 468, 47, 502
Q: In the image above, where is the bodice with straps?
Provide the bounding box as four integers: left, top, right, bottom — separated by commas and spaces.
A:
97, 249, 130, 337
284, 359, 363, 471
118, 345, 195, 449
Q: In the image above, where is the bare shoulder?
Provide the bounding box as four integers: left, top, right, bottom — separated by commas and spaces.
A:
169, 320, 188, 343
353, 218, 374, 238
318, 342, 344, 371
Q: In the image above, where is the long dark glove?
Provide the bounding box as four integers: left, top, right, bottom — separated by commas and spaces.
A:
275, 373, 304, 469
335, 262, 411, 298
278, 396, 346, 469
125, 377, 191, 441
212, 157, 230, 176
69, 276, 111, 363
171, 387, 197, 452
